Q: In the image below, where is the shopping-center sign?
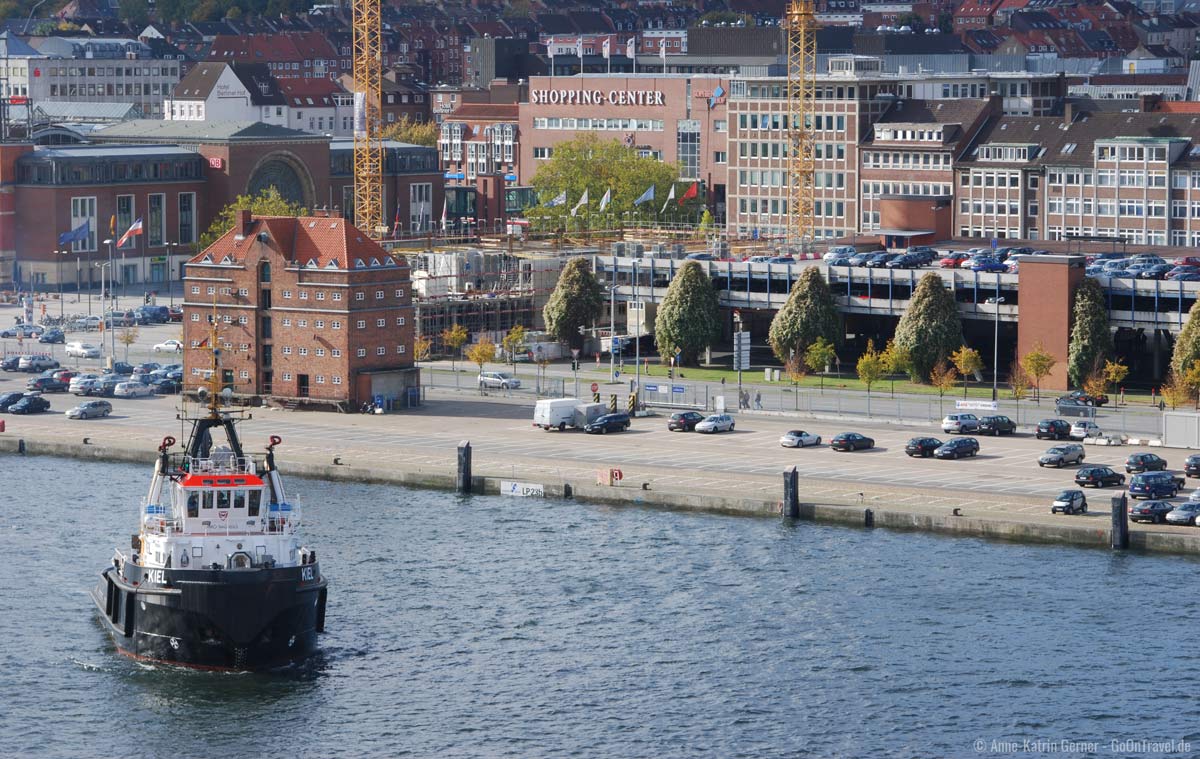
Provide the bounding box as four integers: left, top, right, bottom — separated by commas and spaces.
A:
529, 88, 665, 106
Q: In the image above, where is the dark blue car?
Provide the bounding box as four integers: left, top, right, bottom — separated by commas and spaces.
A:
971, 257, 1007, 273
1128, 472, 1183, 500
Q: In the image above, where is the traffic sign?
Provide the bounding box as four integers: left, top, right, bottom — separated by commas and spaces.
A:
671, 385, 685, 393
644, 384, 659, 392
733, 331, 751, 371
591, 382, 599, 392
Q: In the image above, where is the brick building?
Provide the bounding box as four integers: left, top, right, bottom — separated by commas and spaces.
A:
182, 210, 418, 409
439, 103, 520, 186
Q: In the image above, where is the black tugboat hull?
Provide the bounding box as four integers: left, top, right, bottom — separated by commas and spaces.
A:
90, 563, 328, 670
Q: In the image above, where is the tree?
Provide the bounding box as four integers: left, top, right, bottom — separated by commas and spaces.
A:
501, 325, 527, 367
880, 339, 911, 398
856, 340, 886, 403
198, 187, 306, 252
525, 134, 679, 228
118, 327, 139, 362
465, 340, 496, 392
654, 260, 721, 366
1020, 342, 1057, 403
380, 116, 438, 148
156, 0, 197, 22
117, 0, 149, 25
929, 359, 959, 415
1067, 277, 1112, 388
412, 335, 432, 363
951, 345, 984, 398
1161, 370, 1191, 410
543, 257, 603, 350
894, 11, 927, 31
1082, 368, 1109, 401
805, 337, 837, 392
1103, 359, 1129, 400
1173, 299, 1200, 377
768, 267, 839, 365
697, 209, 714, 235
1009, 360, 1031, 402
1184, 360, 1200, 409
893, 272, 963, 381
442, 324, 468, 373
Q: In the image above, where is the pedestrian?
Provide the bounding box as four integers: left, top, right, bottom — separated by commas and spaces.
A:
754, 391, 762, 410
721, 376, 726, 386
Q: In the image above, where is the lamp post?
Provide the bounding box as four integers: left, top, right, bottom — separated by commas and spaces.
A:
165, 242, 177, 308
102, 238, 114, 312
633, 260, 640, 404
987, 296, 1005, 402
71, 249, 80, 303
97, 261, 113, 369
609, 281, 617, 382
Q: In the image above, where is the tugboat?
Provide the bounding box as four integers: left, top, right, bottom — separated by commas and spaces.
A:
90, 326, 328, 670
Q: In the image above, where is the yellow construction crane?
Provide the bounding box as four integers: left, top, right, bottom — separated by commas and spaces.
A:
352, 0, 383, 237
784, 0, 816, 250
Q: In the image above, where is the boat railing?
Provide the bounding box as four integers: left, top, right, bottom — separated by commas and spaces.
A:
163, 452, 258, 477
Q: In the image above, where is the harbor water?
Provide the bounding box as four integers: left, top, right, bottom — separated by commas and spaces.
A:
2, 455, 1199, 758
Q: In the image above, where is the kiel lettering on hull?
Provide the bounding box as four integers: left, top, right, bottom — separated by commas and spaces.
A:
530, 89, 666, 106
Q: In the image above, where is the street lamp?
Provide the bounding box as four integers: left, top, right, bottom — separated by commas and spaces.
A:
608, 281, 618, 382
987, 296, 1005, 401
97, 261, 114, 368
102, 238, 114, 312
165, 242, 178, 308
68, 248, 80, 304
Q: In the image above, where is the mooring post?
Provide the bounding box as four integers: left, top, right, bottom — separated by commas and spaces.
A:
783, 466, 799, 519
457, 440, 472, 494
864, 508, 875, 528
1111, 493, 1128, 550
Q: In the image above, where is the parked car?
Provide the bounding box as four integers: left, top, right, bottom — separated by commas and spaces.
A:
0, 323, 42, 338
907, 246, 939, 264
905, 437, 943, 457
1064, 389, 1108, 407
478, 371, 520, 390
131, 362, 161, 378
71, 315, 101, 331
0, 356, 20, 371
884, 254, 921, 269
0, 391, 25, 411
583, 412, 631, 434
934, 437, 980, 459
1139, 264, 1174, 280
1128, 471, 1183, 499
1130, 500, 1175, 524
847, 251, 880, 266
111, 361, 134, 376
1126, 452, 1168, 473
85, 377, 121, 397
153, 339, 183, 353
1055, 398, 1094, 418
66, 399, 112, 419
150, 378, 182, 394
823, 245, 857, 263
1185, 454, 1200, 478
864, 252, 901, 268
971, 256, 1007, 273
830, 432, 874, 451
1039, 444, 1086, 468
113, 381, 155, 398
1166, 502, 1200, 526
137, 305, 170, 323
779, 430, 821, 448
18, 354, 58, 372
8, 395, 50, 414
1075, 466, 1126, 488
978, 415, 1016, 436
1036, 419, 1072, 440
26, 376, 68, 393
65, 342, 101, 359
939, 252, 969, 268
941, 413, 980, 434
69, 373, 101, 394
1051, 489, 1088, 515
667, 411, 705, 432
1069, 421, 1103, 440
167, 307, 184, 322
695, 414, 735, 433
38, 328, 65, 344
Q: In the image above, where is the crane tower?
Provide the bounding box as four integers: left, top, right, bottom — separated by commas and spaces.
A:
784, 0, 816, 249
352, 0, 383, 237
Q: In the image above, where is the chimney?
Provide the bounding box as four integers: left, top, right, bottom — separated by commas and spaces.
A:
1063, 100, 1075, 125
236, 209, 253, 236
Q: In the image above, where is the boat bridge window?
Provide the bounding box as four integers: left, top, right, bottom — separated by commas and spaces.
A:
248, 490, 261, 517
216, 491, 230, 510
234, 491, 246, 510
202, 492, 213, 509
187, 492, 199, 518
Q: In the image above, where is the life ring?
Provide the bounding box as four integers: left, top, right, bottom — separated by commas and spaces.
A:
612, 468, 624, 482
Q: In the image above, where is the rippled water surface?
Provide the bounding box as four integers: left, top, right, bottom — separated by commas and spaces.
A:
3, 455, 1199, 758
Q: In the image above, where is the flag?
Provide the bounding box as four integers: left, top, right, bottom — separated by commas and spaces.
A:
602, 38, 610, 58
598, 188, 611, 212
708, 85, 725, 110
393, 204, 401, 234
546, 190, 567, 208
627, 37, 636, 57
679, 182, 699, 205
659, 38, 667, 60
116, 217, 143, 248
440, 199, 448, 230
660, 184, 675, 214
577, 36, 583, 59
57, 219, 89, 246
633, 185, 655, 206
109, 214, 116, 236
570, 188, 589, 217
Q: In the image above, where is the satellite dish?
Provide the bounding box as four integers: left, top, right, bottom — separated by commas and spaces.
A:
221, 387, 233, 401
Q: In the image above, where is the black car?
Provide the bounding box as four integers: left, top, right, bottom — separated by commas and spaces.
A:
905, 437, 943, 457
86, 377, 121, 397
132, 362, 162, 377
151, 378, 182, 395
1075, 466, 1126, 488
111, 361, 134, 376
0, 356, 19, 371
25, 376, 68, 393
1036, 419, 1071, 440
1064, 389, 1109, 407
9, 395, 50, 414
584, 412, 631, 434
978, 415, 1017, 436
864, 252, 900, 268
1126, 452, 1168, 473
667, 411, 705, 432
1129, 500, 1175, 524
1055, 398, 1094, 418
884, 254, 921, 269
0, 391, 25, 411
1186, 454, 1200, 478
830, 432, 874, 451
934, 437, 980, 459
38, 328, 65, 344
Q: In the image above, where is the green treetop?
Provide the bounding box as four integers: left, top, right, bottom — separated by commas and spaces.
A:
767, 266, 839, 365
543, 257, 604, 350
654, 260, 721, 366
893, 272, 964, 381
1067, 277, 1112, 387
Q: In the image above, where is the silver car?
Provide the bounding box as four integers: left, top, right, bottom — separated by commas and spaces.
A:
695, 414, 735, 433
779, 430, 821, 448
941, 413, 979, 434
478, 371, 520, 389
1167, 502, 1200, 525
1039, 444, 1086, 468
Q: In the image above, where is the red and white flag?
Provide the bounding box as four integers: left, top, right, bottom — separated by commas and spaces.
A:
116, 217, 143, 248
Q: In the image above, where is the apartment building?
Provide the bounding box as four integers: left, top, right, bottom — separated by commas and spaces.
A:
439, 104, 520, 186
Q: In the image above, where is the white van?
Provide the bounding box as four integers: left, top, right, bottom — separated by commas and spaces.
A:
533, 399, 607, 430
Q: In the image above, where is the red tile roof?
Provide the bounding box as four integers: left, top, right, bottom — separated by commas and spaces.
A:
189, 215, 408, 271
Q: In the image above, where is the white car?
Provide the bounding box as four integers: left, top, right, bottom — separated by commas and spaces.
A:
1069, 421, 1103, 440
478, 371, 520, 389
779, 429, 821, 447
65, 342, 101, 359
71, 315, 101, 331
153, 339, 183, 353
695, 414, 735, 433
68, 373, 101, 394
113, 381, 154, 398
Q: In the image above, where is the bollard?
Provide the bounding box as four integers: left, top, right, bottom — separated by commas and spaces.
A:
17, 438, 25, 454
332, 456, 342, 466
864, 508, 875, 528
563, 483, 573, 499
82, 437, 90, 445
782, 466, 799, 519
457, 440, 472, 494
1111, 493, 1129, 550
